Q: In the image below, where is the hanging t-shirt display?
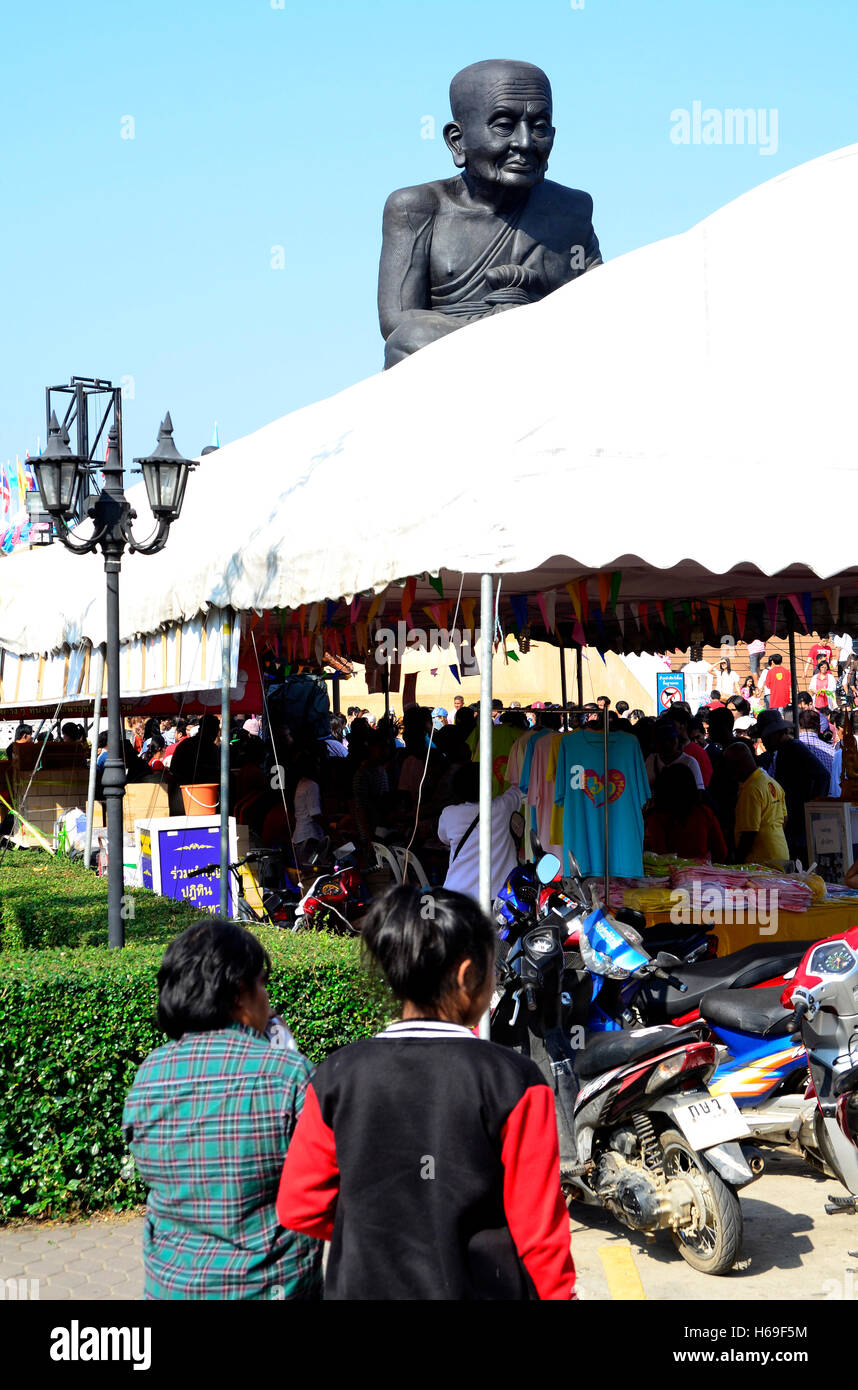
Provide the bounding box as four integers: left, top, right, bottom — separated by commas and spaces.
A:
553, 730, 650, 878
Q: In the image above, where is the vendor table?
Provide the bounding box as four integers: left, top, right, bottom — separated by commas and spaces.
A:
643, 897, 858, 957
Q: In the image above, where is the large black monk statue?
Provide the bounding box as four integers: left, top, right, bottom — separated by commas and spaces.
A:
378, 59, 601, 368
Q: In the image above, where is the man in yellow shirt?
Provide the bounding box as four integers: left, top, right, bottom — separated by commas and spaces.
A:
724, 742, 789, 867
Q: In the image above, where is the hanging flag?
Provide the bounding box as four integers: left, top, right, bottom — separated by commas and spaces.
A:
638, 601, 650, 634
571, 618, 586, 646
823, 585, 840, 622
15, 455, 27, 501
211, 421, 220, 448
787, 593, 807, 631
597, 573, 611, 615
326, 599, 339, 625
566, 581, 582, 623
461, 598, 476, 631
610, 570, 622, 612
578, 579, 589, 622
510, 595, 529, 632
544, 591, 556, 634
366, 590, 383, 623
707, 599, 720, 633
764, 595, 778, 635
401, 577, 417, 620
734, 596, 748, 637
536, 592, 549, 633
449, 664, 461, 685
349, 595, 361, 623
0, 463, 10, 521
801, 593, 813, 631
722, 598, 735, 632
592, 604, 606, 643
664, 601, 675, 631
428, 573, 444, 598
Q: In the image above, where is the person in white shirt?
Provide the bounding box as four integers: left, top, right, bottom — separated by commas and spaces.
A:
714, 658, 741, 698
437, 762, 521, 902
645, 721, 705, 792
834, 634, 854, 679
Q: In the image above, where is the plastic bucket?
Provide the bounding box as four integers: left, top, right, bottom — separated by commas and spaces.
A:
181, 783, 219, 816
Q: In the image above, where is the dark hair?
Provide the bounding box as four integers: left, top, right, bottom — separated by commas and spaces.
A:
616, 701, 629, 715
499, 709, 528, 730
798, 691, 813, 706
653, 761, 700, 819
719, 657, 732, 673
709, 689, 721, 702
727, 696, 751, 717
361, 885, 495, 1007
707, 708, 735, 745
629, 709, 644, 722
156, 918, 270, 1039
14, 724, 33, 739
540, 711, 562, 730
454, 707, 477, 737
769, 653, 783, 666
799, 709, 821, 733
451, 761, 480, 804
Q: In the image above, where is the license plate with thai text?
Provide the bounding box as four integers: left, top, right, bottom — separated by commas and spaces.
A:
674, 1093, 750, 1149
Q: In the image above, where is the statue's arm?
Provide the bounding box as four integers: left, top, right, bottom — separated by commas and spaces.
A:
378, 188, 434, 340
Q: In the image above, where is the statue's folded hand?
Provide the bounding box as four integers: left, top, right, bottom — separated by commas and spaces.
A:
483, 263, 546, 310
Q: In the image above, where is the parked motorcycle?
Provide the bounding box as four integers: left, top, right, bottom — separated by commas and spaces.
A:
781, 926, 858, 1209
491, 855, 758, 1275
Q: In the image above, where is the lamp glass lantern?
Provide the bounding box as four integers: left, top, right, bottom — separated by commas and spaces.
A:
34, 414, 84, 518
135, 412, 196, 522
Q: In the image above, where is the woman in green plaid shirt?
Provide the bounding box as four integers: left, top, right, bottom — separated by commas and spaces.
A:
123, 919, 322, 1300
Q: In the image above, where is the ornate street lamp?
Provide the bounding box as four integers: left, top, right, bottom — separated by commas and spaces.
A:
35, 406, 197, 947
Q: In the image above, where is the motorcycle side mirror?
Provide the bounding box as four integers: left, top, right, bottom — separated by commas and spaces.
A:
536, 853, 562, 885
509, 812, 525, 844
655, 951, 682, 968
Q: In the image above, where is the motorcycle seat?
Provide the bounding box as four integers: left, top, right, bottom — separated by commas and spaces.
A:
577, 1025, 704, 1079
699, 985, 795, 1038
635, 940, 813, 1021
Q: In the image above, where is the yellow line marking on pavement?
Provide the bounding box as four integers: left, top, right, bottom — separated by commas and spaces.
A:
599, 1243, 646, 1299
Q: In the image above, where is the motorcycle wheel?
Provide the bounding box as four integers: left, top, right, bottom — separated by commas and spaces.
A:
659, 1129, 743, 1276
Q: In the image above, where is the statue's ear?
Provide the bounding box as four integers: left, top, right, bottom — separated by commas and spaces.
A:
443, 121, 466, 168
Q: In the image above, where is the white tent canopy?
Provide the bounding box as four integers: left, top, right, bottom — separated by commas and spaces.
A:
2, 141, 857, 658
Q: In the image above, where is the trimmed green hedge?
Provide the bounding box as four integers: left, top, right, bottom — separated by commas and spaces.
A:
0, 857, 396, 1220
0, 852, 199, 951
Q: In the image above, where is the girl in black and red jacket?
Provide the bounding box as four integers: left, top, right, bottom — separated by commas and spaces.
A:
276, 884, 575, 1300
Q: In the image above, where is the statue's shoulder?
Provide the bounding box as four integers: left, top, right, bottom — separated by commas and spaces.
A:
382, 179, 450, 222
533, 179, 594, 216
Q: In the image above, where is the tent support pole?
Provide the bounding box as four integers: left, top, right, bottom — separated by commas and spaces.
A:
220, 609, 232, 917
84, 645, 105, 870
478, 573, 493, 1041
577, 642, 584, 707
559, 641, 567, 727
603, 704, 611, 902
788, 626, 800, 743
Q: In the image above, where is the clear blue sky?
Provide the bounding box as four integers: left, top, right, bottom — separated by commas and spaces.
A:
1, 0, 856, 465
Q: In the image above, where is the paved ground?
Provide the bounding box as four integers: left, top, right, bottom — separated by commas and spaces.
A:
1, 1148, 857, 1301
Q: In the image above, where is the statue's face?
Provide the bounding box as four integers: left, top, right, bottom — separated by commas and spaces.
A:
445, 69, 554, 194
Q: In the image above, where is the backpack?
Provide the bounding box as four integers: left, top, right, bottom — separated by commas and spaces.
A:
265, 673, 331, 739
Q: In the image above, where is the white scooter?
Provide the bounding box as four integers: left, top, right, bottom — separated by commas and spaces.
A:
781, 926, 858, 1212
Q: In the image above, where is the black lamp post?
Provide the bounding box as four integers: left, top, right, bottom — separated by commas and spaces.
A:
34, 408, 196, 948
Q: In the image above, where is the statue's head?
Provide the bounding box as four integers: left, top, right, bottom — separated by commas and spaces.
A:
444, 59, 554, 195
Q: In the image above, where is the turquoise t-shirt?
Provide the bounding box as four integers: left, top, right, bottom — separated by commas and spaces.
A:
553, 730, 649, 877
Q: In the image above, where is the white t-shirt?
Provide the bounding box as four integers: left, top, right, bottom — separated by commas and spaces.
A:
834, 634, 854, 661
437, 786, 522, 902
294, 778, 323, 844
645, 751, 705, 792
714, 670, 740, 696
